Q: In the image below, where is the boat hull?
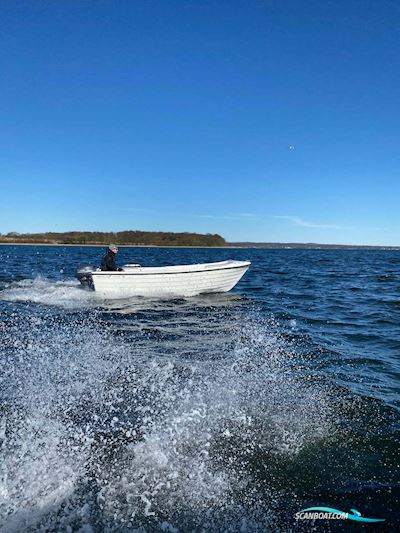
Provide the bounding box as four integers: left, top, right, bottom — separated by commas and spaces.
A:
87, 260, 250, 298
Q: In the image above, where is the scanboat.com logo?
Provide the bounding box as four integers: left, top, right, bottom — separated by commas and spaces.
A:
295, 506, 385, 523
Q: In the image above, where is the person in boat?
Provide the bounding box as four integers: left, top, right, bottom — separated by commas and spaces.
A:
100, 244, 123, 271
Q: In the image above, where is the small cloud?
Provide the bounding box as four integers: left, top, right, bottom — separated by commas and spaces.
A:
272, 215, 352, 230
238, 213, 257, 217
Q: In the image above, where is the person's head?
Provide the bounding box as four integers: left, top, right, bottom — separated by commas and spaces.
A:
109, 244, 118, 254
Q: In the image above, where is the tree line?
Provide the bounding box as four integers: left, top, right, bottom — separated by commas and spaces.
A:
0, 231, 226, 247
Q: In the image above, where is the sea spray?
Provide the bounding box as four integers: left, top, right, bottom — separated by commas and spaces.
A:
1, 303, 334, 531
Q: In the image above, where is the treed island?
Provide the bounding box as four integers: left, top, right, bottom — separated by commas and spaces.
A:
0, 231, 226, 247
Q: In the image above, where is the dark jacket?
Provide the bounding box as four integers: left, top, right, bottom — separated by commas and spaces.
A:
100, 250, 118, 271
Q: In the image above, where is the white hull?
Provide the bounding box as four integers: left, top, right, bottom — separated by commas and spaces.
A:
86, 260, 250, 298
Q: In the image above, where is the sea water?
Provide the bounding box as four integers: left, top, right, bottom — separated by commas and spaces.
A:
0, 246, 399, 531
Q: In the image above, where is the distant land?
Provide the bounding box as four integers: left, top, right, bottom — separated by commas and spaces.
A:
229, 242, 400, 250
0, 232, 398, 249
0, 231, 226, 247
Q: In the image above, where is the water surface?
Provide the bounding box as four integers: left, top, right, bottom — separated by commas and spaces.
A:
0, 246, 399, 531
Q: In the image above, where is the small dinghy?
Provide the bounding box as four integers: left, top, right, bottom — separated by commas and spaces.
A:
77, 260, 250, 298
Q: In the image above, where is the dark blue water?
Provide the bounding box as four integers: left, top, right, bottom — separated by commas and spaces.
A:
0, 245, 399, 532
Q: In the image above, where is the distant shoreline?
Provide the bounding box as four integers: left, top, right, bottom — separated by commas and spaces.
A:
229, 242, 400, 250
0, 242, 399, 250
0, 242, 232, 249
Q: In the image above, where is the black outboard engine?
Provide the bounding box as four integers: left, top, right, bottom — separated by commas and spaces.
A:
76, 265, 95, 289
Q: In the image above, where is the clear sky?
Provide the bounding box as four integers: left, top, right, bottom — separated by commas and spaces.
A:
1, 0, 399, 245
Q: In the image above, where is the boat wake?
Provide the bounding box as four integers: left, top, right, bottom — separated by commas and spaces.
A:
0, 276, 96, 310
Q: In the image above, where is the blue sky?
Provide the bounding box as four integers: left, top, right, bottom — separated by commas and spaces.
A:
0, 0, 399, 245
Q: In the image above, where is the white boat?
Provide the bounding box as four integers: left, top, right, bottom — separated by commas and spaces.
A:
77, 260, 250, 298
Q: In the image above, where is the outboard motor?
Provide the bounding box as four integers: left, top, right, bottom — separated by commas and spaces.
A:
76, 265, 95, 289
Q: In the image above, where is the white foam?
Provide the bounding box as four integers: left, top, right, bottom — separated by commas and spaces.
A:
0, 276, 96, 310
